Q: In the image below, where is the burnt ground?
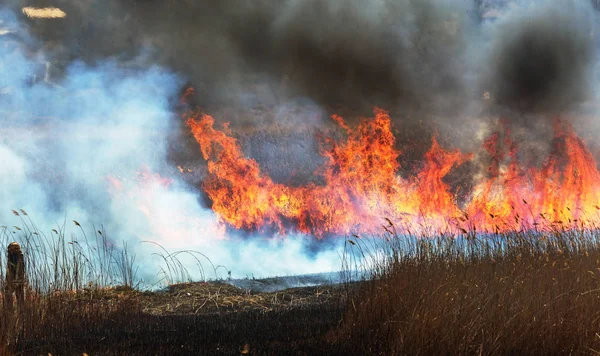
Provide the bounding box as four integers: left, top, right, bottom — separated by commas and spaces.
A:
14, 281, 351, 356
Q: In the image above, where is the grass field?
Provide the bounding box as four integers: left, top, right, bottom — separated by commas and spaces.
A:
335, 222, 600, 355
4, 214, 600, 355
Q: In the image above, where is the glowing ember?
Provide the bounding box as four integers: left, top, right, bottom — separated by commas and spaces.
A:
22, 7, 66, 19
177, 166, 192, 173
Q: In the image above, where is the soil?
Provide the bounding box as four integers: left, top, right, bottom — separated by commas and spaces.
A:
16, 280, 352, 356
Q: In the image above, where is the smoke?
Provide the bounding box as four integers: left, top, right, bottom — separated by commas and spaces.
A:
1, 1, 600, 284
3, 1, 598, 117
0, 8, 343, 285
482, 0, 597, 118
0, 0, 475, 115
243, 0, 473, 114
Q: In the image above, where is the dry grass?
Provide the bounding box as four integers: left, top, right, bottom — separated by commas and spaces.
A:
141, 281, 343, 315
0, 282, 344, 355
0, 212, 346, 355
335, 223, 600, 355
0, 211, 143, 355
1, 287, 140, 355
7, 208, 600, 354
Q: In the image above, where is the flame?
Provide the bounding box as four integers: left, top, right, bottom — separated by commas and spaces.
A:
106, 165, 174, 221
188, 113, 300, 232
186, 107, 600, 236
467, 119, 600, 232
187, 108, 473, 236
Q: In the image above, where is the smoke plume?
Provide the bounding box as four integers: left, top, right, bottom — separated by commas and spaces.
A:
482, 1, 597, 118
0, 7, 341, 285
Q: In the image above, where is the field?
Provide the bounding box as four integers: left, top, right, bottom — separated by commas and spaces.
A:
336, 223, 600, 355
3, 282, 345, 355
4, 216, 600, 355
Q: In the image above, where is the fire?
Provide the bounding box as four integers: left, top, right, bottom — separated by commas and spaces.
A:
188, 108, 467, 236
106, 165, 174, 220
467, 119, 600, 232
413, 136, 472, 231
186, 107, 600, 236
187, 113, 303, 232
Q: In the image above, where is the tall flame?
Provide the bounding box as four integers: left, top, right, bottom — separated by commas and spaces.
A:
186, 107, 600, 236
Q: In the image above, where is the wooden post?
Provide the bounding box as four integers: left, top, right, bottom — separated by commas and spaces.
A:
4, 242, 25, 310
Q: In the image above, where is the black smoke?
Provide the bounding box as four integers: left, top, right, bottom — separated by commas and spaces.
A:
482, 2, 596, 118
6, 0, 598, 119
2, 0, 474, 115
2, 0, 600, 187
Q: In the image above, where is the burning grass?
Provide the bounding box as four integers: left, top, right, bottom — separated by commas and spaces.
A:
186, 107, 600, 237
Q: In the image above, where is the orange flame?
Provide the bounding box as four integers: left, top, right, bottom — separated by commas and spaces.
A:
467, 119, 600, 232
188, 108, 465, 235
186, 108, 600, 236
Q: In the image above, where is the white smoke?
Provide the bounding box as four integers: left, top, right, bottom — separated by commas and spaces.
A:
0, 8, 344, 286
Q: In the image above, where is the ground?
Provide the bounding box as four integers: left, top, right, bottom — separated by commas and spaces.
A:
12, 280, 350, 356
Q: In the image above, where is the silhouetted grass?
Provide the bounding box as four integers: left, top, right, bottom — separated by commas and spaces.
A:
0, 211, 145, 355
335, 220, 600, 355
0, 212, 346, 356
7, 210, 600, 355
